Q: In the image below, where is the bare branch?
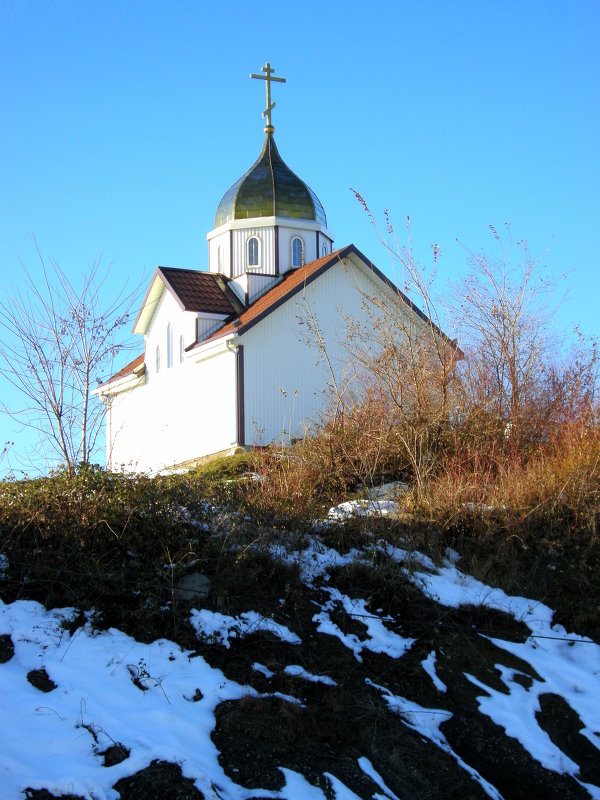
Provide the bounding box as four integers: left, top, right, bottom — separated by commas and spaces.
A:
0, 251, 142, 473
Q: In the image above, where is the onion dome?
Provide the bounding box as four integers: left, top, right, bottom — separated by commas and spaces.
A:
214, 132, 327, 228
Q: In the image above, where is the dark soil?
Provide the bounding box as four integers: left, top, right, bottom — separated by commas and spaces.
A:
100, 743, 130, 767
536, 694, 600, 786
0, 632, 14, 662
26, 668, 57, 693
113, 761, 205, 799
2, 505, 599, 800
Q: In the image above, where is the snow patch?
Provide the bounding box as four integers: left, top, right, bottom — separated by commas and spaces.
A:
367, 679, 502, 800
421, 650, 447, 693
253, 662, 275, 679
328, 499, 399, 520
283, 664, 337, 686
313, 588, 414, 663
190, 608, 301, 647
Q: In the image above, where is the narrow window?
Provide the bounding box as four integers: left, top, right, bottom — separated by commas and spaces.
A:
167, 323, 173, 369
156, 345, 161, 373
179, 335, 184, 363
247, 236, 259, 268
217, 246, 222, 274
322, 242, 328, 256
292, 237, 304, 267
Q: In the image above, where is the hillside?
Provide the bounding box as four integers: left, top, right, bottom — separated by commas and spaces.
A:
0, 461, 599, 800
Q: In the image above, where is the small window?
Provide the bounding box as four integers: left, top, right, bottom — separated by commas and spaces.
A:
179, 335, 184, 363
217, 246, 222, 274
155, 345, 161, 373
167, 323, 173, 369
292, 237, 304, 267
322, 242, 328, 256
247, 236, 259, 268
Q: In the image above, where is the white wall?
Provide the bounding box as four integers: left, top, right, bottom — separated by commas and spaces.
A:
240, 257, 390, 446
196, 315, 228, 341
144, 289, 197, 376
106, 345, 237, 473
106, 288, 237, 473
231, 226, 276, 277
208, 231, 231, 276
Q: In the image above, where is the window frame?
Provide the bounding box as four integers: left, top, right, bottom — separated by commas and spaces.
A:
247, 236, 260, 270
291, 236, 304, 268
166, 323, 173, 369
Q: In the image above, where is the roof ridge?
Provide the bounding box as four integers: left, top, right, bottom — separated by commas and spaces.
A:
158, 266, 206, 275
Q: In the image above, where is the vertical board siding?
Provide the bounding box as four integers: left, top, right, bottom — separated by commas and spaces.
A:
196, 316, 226, 341
242, 259, 383, 446
232, 227, 275, 277
278, 226, 317, 271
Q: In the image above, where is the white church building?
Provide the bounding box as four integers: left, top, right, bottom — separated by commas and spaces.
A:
96, 64, 436, 474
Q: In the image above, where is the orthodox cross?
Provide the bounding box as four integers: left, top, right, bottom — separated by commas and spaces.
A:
250, 62, 286, 132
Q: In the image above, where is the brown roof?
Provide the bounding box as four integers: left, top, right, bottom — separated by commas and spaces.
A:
106, 244, 455, 385
200, 243, 456, 350
99, 352, 145, 388
202, 245, 357, 344
158, 268, 243, 316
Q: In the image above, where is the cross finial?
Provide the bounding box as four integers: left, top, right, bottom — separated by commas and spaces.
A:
250, 62, 286, 134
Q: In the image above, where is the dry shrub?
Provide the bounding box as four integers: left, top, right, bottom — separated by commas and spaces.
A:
0, 464, 210, 615
314, 386, 409, 488
409, 415, 600, 538
242, 439, 341, 523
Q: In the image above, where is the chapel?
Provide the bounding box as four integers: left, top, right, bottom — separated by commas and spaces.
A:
96, 64, 433, 474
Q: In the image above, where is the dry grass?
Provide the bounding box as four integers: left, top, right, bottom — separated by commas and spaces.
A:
400, 419, 600, 538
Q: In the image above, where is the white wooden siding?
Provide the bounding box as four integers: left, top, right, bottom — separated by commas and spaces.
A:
196, 315, 227, 341
246, 273, 280, 304
240, 258, 385, 446
231, 227, 276, 277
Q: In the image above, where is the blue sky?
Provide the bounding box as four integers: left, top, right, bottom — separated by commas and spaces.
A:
0, 1, 598, 473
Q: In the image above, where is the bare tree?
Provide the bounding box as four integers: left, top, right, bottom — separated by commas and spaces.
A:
451, 226, 565, 440
320, 196, 460, 490
0, 248, 139, 473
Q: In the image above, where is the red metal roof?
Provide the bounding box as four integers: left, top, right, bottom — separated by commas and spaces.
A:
201, 244, 457, 351
99, 352, 145, 387
103, 243, 456, 386
202, 245, 356, 344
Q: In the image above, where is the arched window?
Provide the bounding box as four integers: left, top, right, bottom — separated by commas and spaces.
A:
217, 246, 222, 274
247, 236, 259, 268
167, 323, 173, 369
155, 345, 161, 373
322, 242, 328, 257
179, 335, 184, 363
291, 237, 304, 268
